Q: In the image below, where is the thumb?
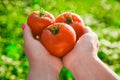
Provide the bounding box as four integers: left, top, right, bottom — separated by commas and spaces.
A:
22, 24, 36, 54
84, 26, 92, 33
22, 24, 34, 41
76, 32, 99, 54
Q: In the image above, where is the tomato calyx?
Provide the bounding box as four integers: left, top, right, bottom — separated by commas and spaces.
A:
39, 9, 46, 17
47, 24, 60, 35
62, 13, 73, 24
39, 11, 45, 17
66, 17, 73, 24
39, 12, 45, 17
66, 13, 73, 24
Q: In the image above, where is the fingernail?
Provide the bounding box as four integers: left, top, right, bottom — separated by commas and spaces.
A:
22, 24, 26, 30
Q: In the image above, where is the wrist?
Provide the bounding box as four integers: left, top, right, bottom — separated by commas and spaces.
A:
27, 59, 60, 80
69, 55, 99, 79
69, 56, 119, 80
28, 65, 59, 80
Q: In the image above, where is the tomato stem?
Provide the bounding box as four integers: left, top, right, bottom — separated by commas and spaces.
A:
66, 17, 73, 24
66, 12, 73, 24
39, 9, 45, 17
47, 24, 60, 35
62, 12, 73, 24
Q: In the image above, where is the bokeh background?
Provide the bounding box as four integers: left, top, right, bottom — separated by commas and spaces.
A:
0, 0, 120, 80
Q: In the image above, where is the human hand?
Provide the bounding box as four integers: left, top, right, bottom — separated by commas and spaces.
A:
23, 24, 63, 80
63, 26, 99, 68
63, 26, 99, 79
63, 27, 119, 80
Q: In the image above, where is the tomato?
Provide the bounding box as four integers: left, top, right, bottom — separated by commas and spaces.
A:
55, 12, 85, 40
40, 23, 76, 57
27, 11, 55, 37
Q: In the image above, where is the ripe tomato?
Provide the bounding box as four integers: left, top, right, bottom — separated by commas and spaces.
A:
40, 23, 76, 57
55, 12, 85, 40
27, 11, 55, 37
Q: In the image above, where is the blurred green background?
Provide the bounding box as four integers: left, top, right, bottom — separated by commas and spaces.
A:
0, 0, 120, 80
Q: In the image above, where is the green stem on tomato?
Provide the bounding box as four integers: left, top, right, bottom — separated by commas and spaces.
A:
47, 24, 60, 35
66, 12, 73, 24
66, 17, 73, 24
39, 8, 45, 17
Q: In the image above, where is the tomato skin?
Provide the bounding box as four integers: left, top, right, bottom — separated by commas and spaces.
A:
70, 22, 84, 40
27, 11, 55, 37
55, 12, 85, 40
40, 23, 76, 57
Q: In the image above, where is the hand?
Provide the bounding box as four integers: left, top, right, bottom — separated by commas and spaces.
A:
63, 26, 99, 69
63, 27, 119, 80
63, 26, 99, 79
63, 27, 98, 80
23, 24, 63, 80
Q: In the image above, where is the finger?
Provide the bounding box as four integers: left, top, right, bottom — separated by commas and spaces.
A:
23, 24, 36, 55
78, 32, 99, 51
82, 26, 98, 43
23, 24, 34, 41
22, 24, 50, 57
83, 26, 92, 33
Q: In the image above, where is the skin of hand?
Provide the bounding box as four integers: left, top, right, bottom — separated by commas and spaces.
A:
23, 24, 63, 80
63, 26, 99, 67
63, 27, 120, 80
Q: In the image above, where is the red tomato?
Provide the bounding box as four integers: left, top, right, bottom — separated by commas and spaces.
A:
27, 11, 55, 37
40, 23, 76, 57
55, 12, 85, 40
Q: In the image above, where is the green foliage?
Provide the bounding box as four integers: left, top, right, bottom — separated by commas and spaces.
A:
59, 66, 75, 80
0, 0, 120, 79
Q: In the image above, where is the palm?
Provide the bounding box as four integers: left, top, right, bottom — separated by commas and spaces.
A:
24, 24, 62, 72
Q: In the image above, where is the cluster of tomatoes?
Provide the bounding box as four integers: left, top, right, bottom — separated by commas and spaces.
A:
27, 11, 85, 57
